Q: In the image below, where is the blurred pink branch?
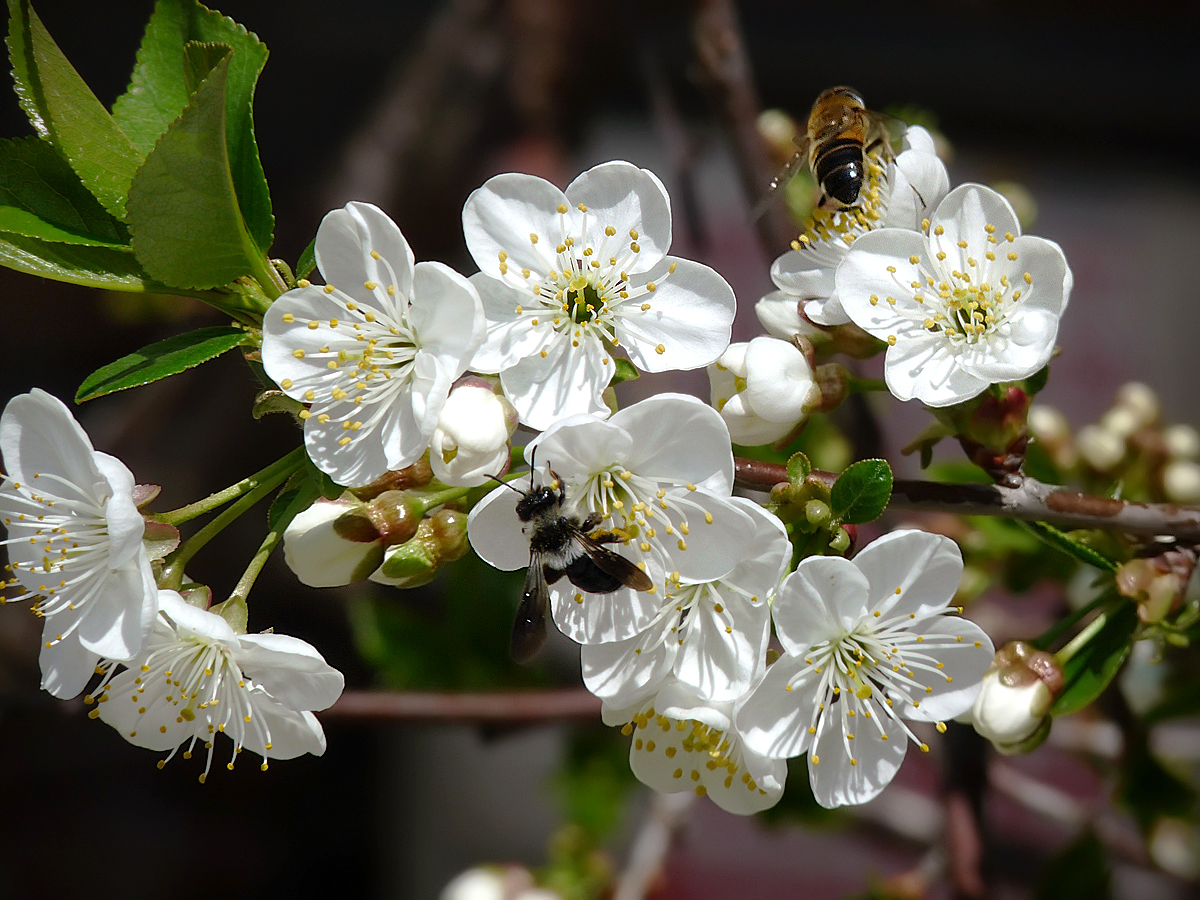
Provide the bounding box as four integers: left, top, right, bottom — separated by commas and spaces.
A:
318, 688, 600, 723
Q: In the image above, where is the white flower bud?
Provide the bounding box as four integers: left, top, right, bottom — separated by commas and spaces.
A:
1164, 460, 1200, 504
1077, 424, 1125, 473
1027, 403, 1070, 446
1164, 424, 1200, 460
1099, 406, 1141, 440
430, 383, 517, 487
755, 294, 823, 343
440, 869, 506, 900
707, 336, 818, 446
1114, 381, 1160, 427
283, 496, 384, 588
971, 671, 1051, 746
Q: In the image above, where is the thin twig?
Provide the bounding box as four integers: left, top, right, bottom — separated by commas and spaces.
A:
614, 790, 694, 900
317, 688, 601, 723
734, 458, 1200, 542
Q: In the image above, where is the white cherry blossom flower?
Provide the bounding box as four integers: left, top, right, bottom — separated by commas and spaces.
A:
429, 380, 517, 488
736, 529, 994, 808
0, 389, 158, 699
467, 394, 755, 644
582, 497, 787, 706
708, 337, 819, 446
463, 161, 736, 430
606, 678, 786, 815
93, 590, 344, 781
769, 126, 949, 327
835, 183, 1072, 408
263, 202, 485, 487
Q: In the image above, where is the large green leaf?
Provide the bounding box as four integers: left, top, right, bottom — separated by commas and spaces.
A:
75, 324, 251, 402
126, 53, 262, 290
1051, 602, 1138, 717
830, 458, 893, 524
0, 137, 128, 246
112, 0, 272, 250
0, 231, 158, 289
6, 0, 142, 219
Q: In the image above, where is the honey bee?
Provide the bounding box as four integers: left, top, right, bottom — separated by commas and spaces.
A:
500, 461, 653, 662
763, 86, 906, 212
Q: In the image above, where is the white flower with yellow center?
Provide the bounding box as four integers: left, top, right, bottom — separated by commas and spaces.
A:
835, 183, 1071, 407
768, 126, 949, 327
463, 161, 736, 430
735, 529, 994, 808
467, 394, 755, 644
606, 678, 786, 815
263, 202, 485, 487
0, 389, 158, 699
93, 591, 344, 781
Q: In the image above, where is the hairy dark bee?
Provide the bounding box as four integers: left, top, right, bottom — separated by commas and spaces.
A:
763, 86, 905, 211
509, 466, 653, 662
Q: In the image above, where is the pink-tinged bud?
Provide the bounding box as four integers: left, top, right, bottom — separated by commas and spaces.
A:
971, 641, 1063, 753
430, 382, 517, 487
351, 458, 434, 500
1116, 549, 1195, 624
284, 496, 385, 588
812, 363, 849, 413
365, 491, 424, 547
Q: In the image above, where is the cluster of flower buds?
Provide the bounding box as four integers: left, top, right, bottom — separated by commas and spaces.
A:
284, 454, 471, 589
970, 640, 1064, 753
766, 460, 854, 558
1116, 546, 1198, 626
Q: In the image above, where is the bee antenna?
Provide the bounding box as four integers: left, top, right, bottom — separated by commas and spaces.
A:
486, 473, 525, 495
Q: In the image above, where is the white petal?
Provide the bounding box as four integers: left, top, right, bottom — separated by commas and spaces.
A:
315, 202, 415, 308
499, 332, 612, 431
735, 657, 820, 759
158, 590, 237, 642
237, 633, 345, 711
884, 334, 990, 407
931, 184, 1020, 266
743, 336, 816, 423
302, 395, 396, 488
665, 491, 756, 584
566, 161, 672, 269
856, 530, 963, 620
526, 412, 634, 480
551, 562, 664, 644
886, 149, 950, 229
581, 617, 677, 706
612, 393, 733, 495
0, 389, 100, 487
93, 451, 144, 568
73, 547, 157, 660
773, 557, 869, 654
462, 172, 564, 276
466, 485, 530, 571
808, 700, 907, 808
755, 290, 807, 340
674, 580, 770, 702
39, 633, 98, 699
467, 273, 546, 373
617, 257, 735, 373
408, 261, 486, 380
242, 706, 327, 759
902, 616, 994, 722
770, 248, 839, 300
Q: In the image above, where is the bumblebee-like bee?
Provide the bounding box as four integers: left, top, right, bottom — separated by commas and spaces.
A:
508, 465, 653, 662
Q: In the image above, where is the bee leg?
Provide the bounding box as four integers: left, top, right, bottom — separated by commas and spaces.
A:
542, 563, 565, 585
579, 512, 604, 532
547, 465, 565, 501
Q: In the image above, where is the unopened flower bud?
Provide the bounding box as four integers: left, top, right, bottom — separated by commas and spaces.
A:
1116, 550, 1194, 624
371, 507, 470, 587
1028, 403, 1077, 470
1164, 424, 1200, 460
351, 457, 434, 500
708, 336, 818, 446
440, 866, 539, 900
284, 496, 385, 588
430, 382, 517, 487
1114, 381, 1160, 428
1163, 460, 1200, 504
365, 490, 424, 546
971, 641, 1063, 753
429, 508, 469, 562
1077, 424, 1125, 473
1100, 406, 1142, 441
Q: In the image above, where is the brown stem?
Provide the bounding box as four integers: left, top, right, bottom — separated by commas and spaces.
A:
688, 0, 795, 253
734, 458, 1200, 542
317, 688, 600, 723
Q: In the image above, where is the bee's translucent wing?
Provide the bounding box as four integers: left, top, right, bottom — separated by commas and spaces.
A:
574, 532, 653, 592
511, 555, 549, 663
751, 135, 812, 222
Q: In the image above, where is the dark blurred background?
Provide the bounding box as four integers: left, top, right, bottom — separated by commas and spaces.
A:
1, 2, 1198, 898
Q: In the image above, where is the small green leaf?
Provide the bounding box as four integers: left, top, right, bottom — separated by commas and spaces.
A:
111, 0, 272, 249
608, 357, 641, 387
251, 389, 303, 420
0, 137, 128, 246
75, 324, 251, 402
1018, 521, 1118, 573
0, 232, 157, 289
141, 519, 180, 561
295, 236, 315, 280
786, 451, 811, 486
127, 54, 263, 289
6, 0, 142, 219
1052, 602, 1138, 717
830, 458, 893, 524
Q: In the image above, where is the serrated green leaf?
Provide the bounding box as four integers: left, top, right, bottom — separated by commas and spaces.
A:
127, 54, 262, 289
295, 236, 315, 280
0, 231, 158, 289
830, 458, 893, 524
75, 324, 250, 402
0, 137, 128, 246
111, 0, 272, 249
786, 451, 811, 485
1051, 602, 1138, 717
6, 0, 141, 219
608, 357, 640, 387
1017, 520, 1118, 573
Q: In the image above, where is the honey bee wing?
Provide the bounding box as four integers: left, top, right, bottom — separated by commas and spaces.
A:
751, 135, 813, 222
511, 554, 549, 663
574, 532, 654, 592
864, 110, 908, 157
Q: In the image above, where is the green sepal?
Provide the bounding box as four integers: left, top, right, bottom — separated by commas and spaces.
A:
6, 0, 142, 219
75, 324, 251, 402
142, 519, 181, 561
295, 236, 316, 281
829, 458, 892, 524
1051, 601, 1138, 717
607, 358, 640, 388
785, 451, 811, 486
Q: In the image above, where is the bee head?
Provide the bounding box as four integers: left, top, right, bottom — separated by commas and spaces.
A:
515, 485, 560, 522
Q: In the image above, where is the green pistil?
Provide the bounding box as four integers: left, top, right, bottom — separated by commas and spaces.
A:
568, 279, 605, 324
